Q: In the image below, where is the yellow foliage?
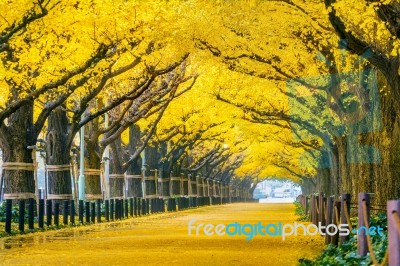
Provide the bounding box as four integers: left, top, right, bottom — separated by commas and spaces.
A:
1, 0, 395, 185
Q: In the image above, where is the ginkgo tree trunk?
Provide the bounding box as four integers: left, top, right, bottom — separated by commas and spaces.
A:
45, 107, 72, 201
0, 103, 36, 199
324, 0, 400, 203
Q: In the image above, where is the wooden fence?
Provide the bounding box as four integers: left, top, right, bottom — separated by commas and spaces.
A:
298, 193, 400, 265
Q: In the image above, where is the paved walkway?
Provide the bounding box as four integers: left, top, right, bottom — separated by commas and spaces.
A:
0, 203, 323, 265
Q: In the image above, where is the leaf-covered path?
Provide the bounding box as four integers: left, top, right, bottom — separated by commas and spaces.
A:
0, 203, 323, 265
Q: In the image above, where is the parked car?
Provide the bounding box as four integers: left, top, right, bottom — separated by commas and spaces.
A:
253, 188, 268, 199
272, 188, 291, 198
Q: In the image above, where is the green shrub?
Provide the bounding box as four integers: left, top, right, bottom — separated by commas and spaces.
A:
294, 200, 310, 222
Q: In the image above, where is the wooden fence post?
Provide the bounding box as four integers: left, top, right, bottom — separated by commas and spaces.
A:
325, 196, 334, 244
388, 200, 400, 266
318, 192, 326, 228
357, 192, 370, 256
331, 201, 341, 246
310, 195, 314, 223
340, 193, 351, 244
311, 195, 318, 225
305, 196, 308, 218
317, 194, 321, 222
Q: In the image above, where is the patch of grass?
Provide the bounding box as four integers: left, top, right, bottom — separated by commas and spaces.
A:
294, 200, 310, 222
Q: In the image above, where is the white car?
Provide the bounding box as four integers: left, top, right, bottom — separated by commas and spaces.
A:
273, 188, 291, 198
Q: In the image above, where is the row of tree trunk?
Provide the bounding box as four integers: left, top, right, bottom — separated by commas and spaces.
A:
307, 72, 400, 205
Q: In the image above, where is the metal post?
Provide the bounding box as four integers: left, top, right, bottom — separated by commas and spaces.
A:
85, 202, 90, 223
119, 199, 122, 219
5, 199, 12, 233
79, 200, 84, 224
43, 154, 48, 210
130, 198, 134, 217
19, 200, 25, 232
141, 150, 146, 200
117, 199, 121, 219
91, 202, 95, 223
134, 197, 138, 216
46, 199, 52, 226
54, 202, 59, 226
28, 198, 34, 230
103, 112, 110, 199
137, 198, 141, 216
78, 113, 85, 201
155, 169, 158, 198
71, 154, 79, 202
31, 147, 39, 210
110, 199, 114, 221
142, 198, 146, 215
125, 199, 128, 217
38, 199, 44, 228
63, 200, 69, 225
97, 199, 101, 223
70, 200, 75, 224
105, 200, 110, 221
